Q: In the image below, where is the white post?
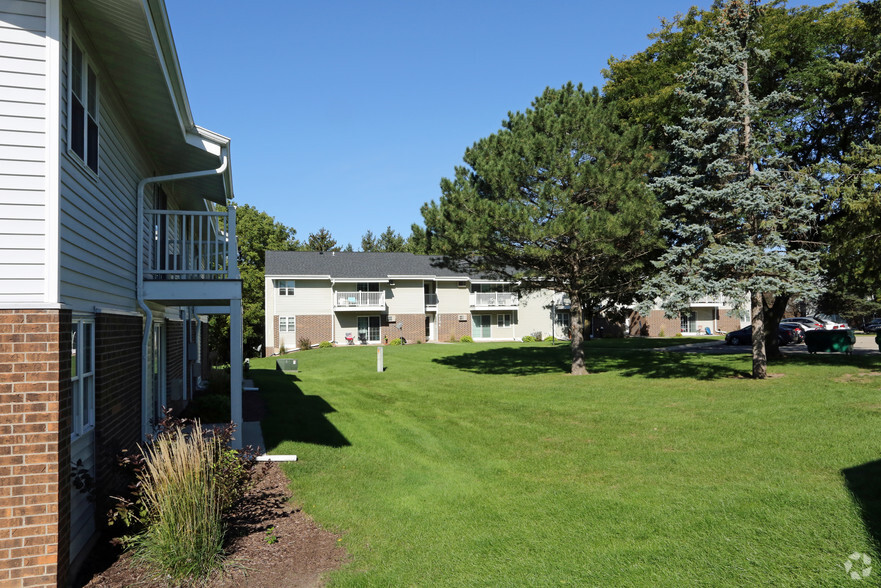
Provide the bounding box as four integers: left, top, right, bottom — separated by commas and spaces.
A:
229, 299, 243, 449
377, 346, 383, 373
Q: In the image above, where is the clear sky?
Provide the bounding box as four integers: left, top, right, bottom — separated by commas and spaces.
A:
164, 1, 718, 248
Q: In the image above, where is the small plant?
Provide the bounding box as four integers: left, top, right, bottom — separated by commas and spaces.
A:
658, 328, 666, 338
298, 337, 311, 350
416, 339, 422, 344
264, 525, 278, 545
460, 335, 473, 343
389, 338, 402, 345
318, 340, 333, 349
278, 342, 286, 355
521, 335, 536, 342
449, 334, 458, 342
674, 332, 683, 337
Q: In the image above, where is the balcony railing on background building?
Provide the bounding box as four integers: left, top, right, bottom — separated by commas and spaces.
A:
335, 291, 385, 307
146, 209, 237, 280
425, 293, 439, 307
471, 292, 518, 307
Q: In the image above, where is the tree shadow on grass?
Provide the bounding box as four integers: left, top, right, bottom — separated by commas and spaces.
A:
432, 345, 747, 379
432, 346, 571, 375
842, 459, 881, 551
249, 368, 351, 450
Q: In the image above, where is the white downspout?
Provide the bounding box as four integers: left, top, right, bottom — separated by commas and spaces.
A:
137, 154, 229, 439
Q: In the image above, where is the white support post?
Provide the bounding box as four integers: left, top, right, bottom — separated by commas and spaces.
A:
377, 346, 383, 372
229, 299, 243, 449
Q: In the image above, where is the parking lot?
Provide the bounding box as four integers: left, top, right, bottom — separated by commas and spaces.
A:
663, 334, 879, 355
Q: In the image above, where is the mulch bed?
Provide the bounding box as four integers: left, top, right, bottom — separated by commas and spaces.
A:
77, 388, 347, 587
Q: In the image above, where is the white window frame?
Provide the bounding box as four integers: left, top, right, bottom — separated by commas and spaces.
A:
497, 313, 511, 328
277, 280, 295, 295
67, 31, 99, 175
279, 316, 296, 332
70, 317, 95, 438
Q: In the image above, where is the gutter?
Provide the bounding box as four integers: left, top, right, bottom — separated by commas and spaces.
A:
136, 154, 229, 439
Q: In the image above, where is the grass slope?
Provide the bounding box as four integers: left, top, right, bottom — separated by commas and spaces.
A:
249, 341, 881, 586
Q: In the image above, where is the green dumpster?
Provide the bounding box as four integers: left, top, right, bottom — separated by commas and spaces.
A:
276, 358, 298, 373
805, 329, 855, 354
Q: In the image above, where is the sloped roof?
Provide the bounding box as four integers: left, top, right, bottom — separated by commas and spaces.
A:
265, 251, 483, 280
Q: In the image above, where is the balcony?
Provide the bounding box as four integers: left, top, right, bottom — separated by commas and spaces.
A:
470, 292, 518, 309
425, 293, 439, 308
690, 294, 731, 308
141, 208, 241, 305
334, 291, 386, 311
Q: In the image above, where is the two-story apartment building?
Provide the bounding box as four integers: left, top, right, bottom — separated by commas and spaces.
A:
0, 1, 242, 585
264, 252, 562, 352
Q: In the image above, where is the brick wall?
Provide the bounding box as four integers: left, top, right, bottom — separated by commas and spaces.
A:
165, 320, 183, 411
380, 313, 426, 344
438, 313, 471, 342
644, 310, 683, 337
294, 315, 332, 348
0, 309, 71, 587
93, 313, 141, 521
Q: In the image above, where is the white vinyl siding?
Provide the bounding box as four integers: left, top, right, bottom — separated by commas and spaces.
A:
274, 279, 332, 315
59, 16, 152, 311
0, 1, 48, 303
436, 281, 469, 313
386, 279, 422, 314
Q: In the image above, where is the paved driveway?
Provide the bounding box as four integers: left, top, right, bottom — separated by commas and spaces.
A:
662, 334, 879, 356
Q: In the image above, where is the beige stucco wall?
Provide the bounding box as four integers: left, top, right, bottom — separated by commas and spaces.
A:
517, 289, 556, 339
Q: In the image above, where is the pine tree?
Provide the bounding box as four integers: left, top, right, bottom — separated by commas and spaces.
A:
305, 227, 340, 252
640, 0, 820, 378
425, 83, 662, 375
360, 230, 378, 252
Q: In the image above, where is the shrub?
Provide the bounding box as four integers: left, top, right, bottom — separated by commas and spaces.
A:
318, 340, 333, 349
449, 334, 458, 342
674, 332, 683, 338
389, 338, 402, 345
278, 343, 286, 355
298, 337, 311, 350
109, 412, 261, 584
416, 339, 422, 344
658, 328, 666, 338
522, 335, 536, 342
460, 335, 474, 343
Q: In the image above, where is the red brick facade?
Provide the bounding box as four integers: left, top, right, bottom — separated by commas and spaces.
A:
294, 315, 333, 349
0, 309, 71, 588
93, 313, 142, 521
438, 313, 472, 342
380, 313, 425, 344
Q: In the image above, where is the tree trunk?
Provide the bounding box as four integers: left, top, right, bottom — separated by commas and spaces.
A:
569, 292, 588, 375
751, 291, 767, 379
762, 293, 790, 360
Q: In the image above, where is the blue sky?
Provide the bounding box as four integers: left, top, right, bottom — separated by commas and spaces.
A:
165, 1, 719, 248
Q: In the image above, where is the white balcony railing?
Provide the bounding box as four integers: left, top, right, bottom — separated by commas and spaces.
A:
471, 292, 518, 308
146, 209, 237, 280
425, 293, 439, 307
335, 291, 386, 308
691, 294, 730, 307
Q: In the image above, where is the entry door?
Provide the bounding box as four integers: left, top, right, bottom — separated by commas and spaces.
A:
472, 314, 491, 338
425, 315, 436, 341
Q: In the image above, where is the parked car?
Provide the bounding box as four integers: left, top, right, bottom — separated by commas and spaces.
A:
862, 318, 881, 333
724, 325, 802, 346
786, 317, 825, 331
811, 315, 849, 330
779, 322, 806, 343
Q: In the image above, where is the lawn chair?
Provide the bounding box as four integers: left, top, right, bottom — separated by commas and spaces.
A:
345, 332, 355, 345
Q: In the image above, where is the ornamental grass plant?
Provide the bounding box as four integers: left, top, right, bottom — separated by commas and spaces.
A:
129, 423, 226, 582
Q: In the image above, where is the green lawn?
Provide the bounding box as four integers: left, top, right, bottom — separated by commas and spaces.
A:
248, 341, 881, 586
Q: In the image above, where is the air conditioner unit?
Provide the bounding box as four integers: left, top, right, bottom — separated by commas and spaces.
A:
458, 314, 468, 321
387, 315, 396, 322
388, 280, 395, 287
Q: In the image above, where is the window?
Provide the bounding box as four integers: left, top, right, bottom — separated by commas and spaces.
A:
555, 311, 570, 327
497, 313, 511, 327
70, 318, 95, 437
69, 35, 99, 174
277, 280, 295, 295
279, 316, 295, 332
357, 282, 380, 292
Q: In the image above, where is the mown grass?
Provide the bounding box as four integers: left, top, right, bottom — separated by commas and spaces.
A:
250, 341, 881, 586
